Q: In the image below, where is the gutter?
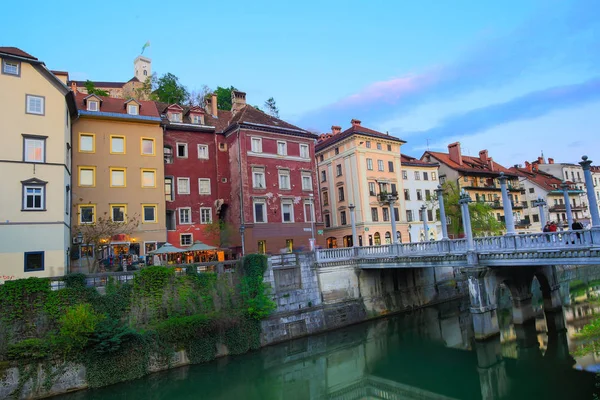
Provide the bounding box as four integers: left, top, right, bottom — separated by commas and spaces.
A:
78, 110, 161, 123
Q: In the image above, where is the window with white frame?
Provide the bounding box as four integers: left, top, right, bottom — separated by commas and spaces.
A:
197, 144, 209, 159
127, 104, 138, 115
369, 182, 376, 196
402, 170, 408, 180
87, 101, 98, 111
177, 143, 188, 158
321, 170, 326, 182
251, 137, 262, 153
79, 205, 95, 224
179, 208, 191, 224
301, 172, 312, 190
414, 171, 420, 180
277, 141, 287, 156
177, 177, 190, 194
431, 172, 437, 180
253, 167, 266, 189
192, 115, 203, 124
300, 144, 309, 159
304, 201, 315, 222
180, 233, 193, 246
169, 113, 182, 122
2, 59, 19, 75
377, 143, 382, 150
198, 178, 211, 194
281, 201, 294, 223
367, 158, 373, 170
377, 160, 384, 171
254, 199, 267, 223
26, 95, 44, 115
279, 169, 290, 189
23, 136, 45, 162
23, 184, 45, 210
200, 207, 212, 224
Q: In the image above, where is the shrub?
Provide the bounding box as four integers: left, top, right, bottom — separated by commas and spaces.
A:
7, 338, 50, 360
58, 304, 104, 352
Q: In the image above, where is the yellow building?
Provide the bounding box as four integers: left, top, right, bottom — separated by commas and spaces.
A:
316, 120, 408, 247
0, 47, 76, 282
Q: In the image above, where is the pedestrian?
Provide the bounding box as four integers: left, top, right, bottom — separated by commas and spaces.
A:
549, 222, 558, 232
572, 219, 584, 242
543, 222, 550, 233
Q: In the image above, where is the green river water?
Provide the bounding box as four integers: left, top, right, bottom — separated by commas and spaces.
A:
56, 270, 600, 400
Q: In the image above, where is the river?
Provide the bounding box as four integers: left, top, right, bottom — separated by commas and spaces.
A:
57, 270, 600, 400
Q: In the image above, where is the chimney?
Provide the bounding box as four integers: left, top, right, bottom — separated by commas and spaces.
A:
548, 158, 554, 164
211, 93, 217, 117
448, 142, 463, 165
70, 81, 77, 93
231, 90, 247, 116
204, 96, 212, 114
537, 156, 545, 164
488, 157, 495, 171
331, 125, 342, 135
524, 161, 533, 172
479, 150, 488, 163
351, 119, 361, 127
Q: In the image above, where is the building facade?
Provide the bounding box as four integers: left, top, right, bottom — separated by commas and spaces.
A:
315, 120, 408, 248
71, 93, 166, 263
400, 155, 443, 242
0, 47, 76, 282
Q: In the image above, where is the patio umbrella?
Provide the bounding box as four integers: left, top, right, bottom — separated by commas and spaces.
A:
148, 242, 186, 254
187, 241, 218, 251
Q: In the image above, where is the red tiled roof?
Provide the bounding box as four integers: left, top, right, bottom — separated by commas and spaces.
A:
509, 166, 577, 192
401, 154, 438, 167
75, 93, 159, 117
424, 151, 516, 177
229, 105, 311, 135
316, 124, 405, 152
51, 70, 68, 76
71, 80, 127, 88
156, 101, 233, 132
0, 47, 37, 60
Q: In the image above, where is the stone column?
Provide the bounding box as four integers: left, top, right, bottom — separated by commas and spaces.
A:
498, 172, 516, 235
514, 320, 542, 366
474, 336, 508, 400
466, 268, 500, 340
349, 204, 358, 247
560, 181, 574, 230
389, 199, 398, 244
436, 185, 449, 240
421, 204, 428, 242
580, 155, 600, 228
532, 197, 547, 229
511, 294, 536, 324
459, 190, 475, 251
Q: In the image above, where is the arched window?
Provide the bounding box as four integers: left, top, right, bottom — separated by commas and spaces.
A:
143, 70, 148, 76
385, 232, 391, 244
164, 145, 173, 164
396, 231, 402, 243
326, 237, 337, 248
343, 235, 353, 247
374, 232, 381, 246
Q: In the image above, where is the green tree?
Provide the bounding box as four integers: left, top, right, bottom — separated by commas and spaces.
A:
154, 73, 189, 104
84, 80, 109, 97
264, 97, 279, 118
214, 86, 237, 111
123, 73, 157, 101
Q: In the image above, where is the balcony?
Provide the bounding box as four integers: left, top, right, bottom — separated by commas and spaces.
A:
515, 219, 531, 229
378, 191, 399, 203
548, 204, 588, 213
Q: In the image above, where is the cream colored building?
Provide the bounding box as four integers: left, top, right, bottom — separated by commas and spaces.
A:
316, 120, 408, 248
0, 47, 76, 283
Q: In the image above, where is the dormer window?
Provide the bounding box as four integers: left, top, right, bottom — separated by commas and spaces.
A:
192, 114, 203, 124
84, 94, 102, 112
167, 104, 184, 123
169, 112, 182, 122
128, 104, 139, 115
88, 101, 99, 111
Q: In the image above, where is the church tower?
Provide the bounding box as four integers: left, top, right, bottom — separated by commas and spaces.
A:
134, 56, 152, 80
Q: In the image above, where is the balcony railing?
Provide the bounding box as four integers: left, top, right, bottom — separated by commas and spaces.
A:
549, 204, 588, 213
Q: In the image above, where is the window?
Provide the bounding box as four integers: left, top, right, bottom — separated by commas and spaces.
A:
425, 190, 431, 200
325, 214, 331, 227
388, 161, 394, 172
423, 172, 429, 180
404, 189, 410, 200
371, 207, 379, 222
379, 182, 389, 193
79, 133, 95, 153
300, 144, 309, 159
78, 166, 96, 187
319, 154, 324, 162
26, 95, 44, 115
383, 208, 390, 222
532, 214, 540, 223
374, 232, 381, 246
335, 147, 339, 155
23, 183, 45, 210
79, 204, 95, 224
254, 200, 267, 223
528, 188, 535, 194
110, 168, 126, 187
304, 201, 315, 223
141, 138, 155, 156
177, 178, 190, 194
414, 171, 420, 180
286, 239, 293, 253
251, 137, 262, 153
365, 141, 371, 148
427, 209, 434, 221
179, 208, 191, 224
169, 113, 182, 122
402, 170, 408, 180
369, 182, 376, 196
336, 164, 342, 176
301, 172, 312, 190
362, 158, 372, 171
24, 251, 44, 272
340, 211, 347, 225
406, 210, 414, 222
110, 135, 125, 154
128, 104, 138, 115
282, 201, 294, 223
110, 204, 127, 222
391, 183, 397, 194
165, 177, 174, 201
253, 167, 266, 189
87, 101, 99, 112
141, 169, 156, 188
323, 191, 329, 206
377, 160, 384, 171
257, 240, 267, 254
23, 135, 45, 162
321, 170, 327, 182
431, 172, 437, 181
197, 144, 209, 159
192, 115, 203, 124
200, 207, 212, 224
376, 143, 382, 150
279, 169, 290, 189
142, 204, 157, 223
394, 207, 400, 221
338, 187, 345, 202
2, 59, 19, 75
164, 146, 173, 163
277, 141, 287, 156
199, 178, 211, 194
176, 143, 188, 158
387, 144, 392, 151
181, 234, 193, 246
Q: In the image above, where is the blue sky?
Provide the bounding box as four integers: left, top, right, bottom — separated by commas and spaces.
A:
4, 0, 599, 166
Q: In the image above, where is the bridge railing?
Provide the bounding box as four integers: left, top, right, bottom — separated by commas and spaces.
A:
473, 231, 595, 251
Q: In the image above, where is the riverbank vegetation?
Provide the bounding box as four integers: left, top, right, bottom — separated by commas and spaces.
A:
0, 254, 274, 397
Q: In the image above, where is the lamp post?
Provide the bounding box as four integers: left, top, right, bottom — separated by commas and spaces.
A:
379, 190, 399, 244
580, 156, 600, 228
239, 225, 246, 257
532, 197, 547, 229
435, 185, 449, 240
349, 203, 358, 247
309, 194, 316, 251
459, 189, 474, 251
498, 172, 516, 235
560, 181, 574, 230
420, 204, 428, 242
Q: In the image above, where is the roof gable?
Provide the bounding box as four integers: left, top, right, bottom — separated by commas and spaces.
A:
0, 47, 37, 60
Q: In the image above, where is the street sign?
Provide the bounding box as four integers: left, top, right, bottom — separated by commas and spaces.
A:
365, 227, 370, 231
317, 230, 324, 235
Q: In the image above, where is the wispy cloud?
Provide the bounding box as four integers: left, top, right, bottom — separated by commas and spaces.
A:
296, 0, 600, 131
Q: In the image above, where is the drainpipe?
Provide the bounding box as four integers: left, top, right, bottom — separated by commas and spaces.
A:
236, 127, 245, 256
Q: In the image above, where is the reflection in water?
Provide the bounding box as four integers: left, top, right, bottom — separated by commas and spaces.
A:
57, 272, 600, 400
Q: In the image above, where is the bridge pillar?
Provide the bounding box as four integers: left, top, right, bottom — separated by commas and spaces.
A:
466, 267, 500, 340
580, 155, 600, 228
511, 294, 536, 325
474, 336, 509, 400
514, 320, 543, 367
544, 285, 563, 312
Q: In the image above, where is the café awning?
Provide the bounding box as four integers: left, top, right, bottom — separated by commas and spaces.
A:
186, 241, 218, 252
148, 243, 186, 254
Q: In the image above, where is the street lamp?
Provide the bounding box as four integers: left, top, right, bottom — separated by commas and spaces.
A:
532, 197, 547, 229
